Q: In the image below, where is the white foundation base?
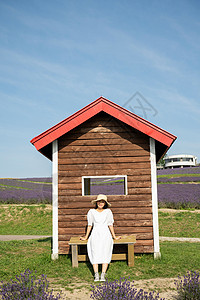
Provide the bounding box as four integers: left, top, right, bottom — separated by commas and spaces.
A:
154, 252, 161, 259
51, 253, 59, 260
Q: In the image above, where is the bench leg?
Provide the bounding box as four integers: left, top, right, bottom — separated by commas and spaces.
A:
128, 244, 134, 267
71, 245, 78, 267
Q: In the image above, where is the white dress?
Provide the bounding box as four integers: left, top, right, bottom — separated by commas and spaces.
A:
87, 208, 114, 264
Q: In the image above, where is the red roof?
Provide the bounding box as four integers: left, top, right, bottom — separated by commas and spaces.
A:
30, 96, 177, 160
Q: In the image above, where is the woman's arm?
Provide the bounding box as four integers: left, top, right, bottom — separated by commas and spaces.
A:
80, 225, 92, 240
108, 225, 121, 240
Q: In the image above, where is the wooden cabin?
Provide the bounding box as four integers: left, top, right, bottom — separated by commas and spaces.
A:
30, 97, 176, 260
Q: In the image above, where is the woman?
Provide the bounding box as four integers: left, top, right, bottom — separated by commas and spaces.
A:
80, 194, 121, 282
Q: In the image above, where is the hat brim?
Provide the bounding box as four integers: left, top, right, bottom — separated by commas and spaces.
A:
91, 199, 111, 207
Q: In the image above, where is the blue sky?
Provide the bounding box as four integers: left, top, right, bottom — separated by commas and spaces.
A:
0, 0, 200, 178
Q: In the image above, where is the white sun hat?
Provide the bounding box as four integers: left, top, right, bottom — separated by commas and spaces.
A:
91, 194, 111, 207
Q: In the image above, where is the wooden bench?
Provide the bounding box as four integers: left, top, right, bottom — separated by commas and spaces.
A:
69, 235, 136, 268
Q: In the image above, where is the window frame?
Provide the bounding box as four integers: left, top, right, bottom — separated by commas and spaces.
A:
82, 175, 128, 196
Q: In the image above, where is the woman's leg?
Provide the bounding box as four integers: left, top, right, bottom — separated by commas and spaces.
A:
93, 264, 98, 273
93, 264, 99, 281
100, 263, 108, 281
102, 263, 108, 273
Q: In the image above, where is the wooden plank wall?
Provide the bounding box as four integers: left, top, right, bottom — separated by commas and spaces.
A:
58, 112, 153, 254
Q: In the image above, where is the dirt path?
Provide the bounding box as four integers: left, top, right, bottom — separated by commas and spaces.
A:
0, 235, 51, 241
159, 208, 200, 213
1, 235, 200, 243
52, 277, 178, 299
160, 236, 200, 242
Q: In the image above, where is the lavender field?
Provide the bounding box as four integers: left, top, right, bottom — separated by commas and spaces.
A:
0, 178, 52, 204
158, 176, 200, 183
158, 166, 200, 175
157, 167, 200, 209
0, 167, 199, 208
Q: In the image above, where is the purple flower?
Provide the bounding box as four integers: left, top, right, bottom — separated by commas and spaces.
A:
0, 269, 60, 299
175, 271, 200, 299
157, 184, 200, 209
157, 167, 200, 175
0, 178, 52, 204
90, 277, 165, 299
158, 176, 200, 183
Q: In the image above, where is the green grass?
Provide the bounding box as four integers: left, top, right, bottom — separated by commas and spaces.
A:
0, 184, 29, 190
1, 205, 199, 238
0, 204, 199, 292
0, 239, 199, 286
0, 204, 52, 235
157, 174, 200, 178
158, 181, 200, 184
0, 168, 199, 295
159, 211, 200, 238
16, 179, 51, 184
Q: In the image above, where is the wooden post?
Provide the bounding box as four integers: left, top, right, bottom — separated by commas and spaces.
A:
71, 245, 79, 267
150, 137, 161, 259
128, 244, 134, 267
51, 140, 59, 260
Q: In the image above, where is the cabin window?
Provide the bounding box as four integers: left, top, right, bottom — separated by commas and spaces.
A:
82, 175, 127, 196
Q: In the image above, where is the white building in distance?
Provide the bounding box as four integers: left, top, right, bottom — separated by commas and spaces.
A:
164, 154, 197, 169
